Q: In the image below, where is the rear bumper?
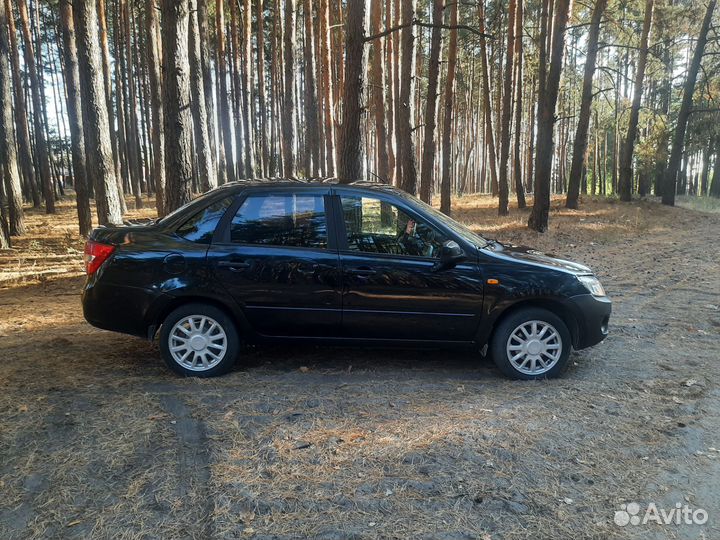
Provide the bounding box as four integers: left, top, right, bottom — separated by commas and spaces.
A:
82, 279, 160, 339
568, 294, 612, 349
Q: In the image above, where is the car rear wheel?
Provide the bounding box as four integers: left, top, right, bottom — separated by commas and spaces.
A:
490, 307, 571, 380
159, 303, 239, 377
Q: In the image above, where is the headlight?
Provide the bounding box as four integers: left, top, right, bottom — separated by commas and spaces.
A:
577, 275, 606, 297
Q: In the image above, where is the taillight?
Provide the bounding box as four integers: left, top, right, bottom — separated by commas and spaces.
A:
84, 240, 115, 275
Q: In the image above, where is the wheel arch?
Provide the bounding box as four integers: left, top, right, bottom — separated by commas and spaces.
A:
146, 294, 250, 341
480, 298, 580, 349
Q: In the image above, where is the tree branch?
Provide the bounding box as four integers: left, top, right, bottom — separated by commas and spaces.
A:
364, 18, 492, 43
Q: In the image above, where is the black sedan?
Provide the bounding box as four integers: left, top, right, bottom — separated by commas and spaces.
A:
82, 181, 611, 379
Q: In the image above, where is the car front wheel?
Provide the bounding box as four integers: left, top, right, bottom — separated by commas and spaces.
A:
159, 303, 239, 377
490, 307, 571, 380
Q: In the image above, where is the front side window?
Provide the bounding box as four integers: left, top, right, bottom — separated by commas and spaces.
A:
176, 196, 234, 244
229, 193, 327, 249
340, 195, 448, 258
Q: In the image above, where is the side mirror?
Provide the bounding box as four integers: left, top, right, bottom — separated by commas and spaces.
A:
433, 240, 466, 272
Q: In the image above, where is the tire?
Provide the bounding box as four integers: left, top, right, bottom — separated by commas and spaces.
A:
490, 307, 572, 380
159, 303, 240, 377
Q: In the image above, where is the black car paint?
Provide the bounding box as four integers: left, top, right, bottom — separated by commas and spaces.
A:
82, 181, 611, 351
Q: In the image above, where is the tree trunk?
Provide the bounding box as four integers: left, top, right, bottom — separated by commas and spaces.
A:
398, 0, 417, 195
74, 0, 123, 225
256, 0, 269, 175
662, 0, 715, 206
17, 0, 54, 213
711, 138, 720, 198
0, 1, 24, 236
478, 0, 498, 198
700, 143, 710, 196
3, 0, 39, 207
512, 0, 526, 209
417, 0, 443, 202
566, 0, 607, 208
338, 0, 368, 183
498, 0, 517, 215
146, 0, 166, 215
189, 0, 216, 192
369, 0, 389, 184
318, 0, 336, 176
241, 0, 255, 176
121, 0, 143, 209
303, 0, 320, 176
440, 0, 458, 216
216, 0, 235, 184
98, 0, 126, 214
59, 0, 92, 236
161, 0, 194, 212
618, 0, 653, 202
528, 0, 571, 232
282, 0, 297, 177
230, 0, 245, 179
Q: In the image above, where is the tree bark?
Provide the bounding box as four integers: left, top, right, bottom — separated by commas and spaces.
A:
440, 0, 458, 216
216, 0, 235, 184
419, 0, 443, 203
256, 0, 269, 175
59, 0, 92, 236
161, 0, 194, 212
121, 0, 143, 209
338, 0, 368, 183
528, 0, 571, 232
369, 0, 390, 184
303, 0, 321, 176
146, 0, 166, 215
512, 0, 526, 209
478, 0, 498, 198
98, 0, 126, 214
398, 0, 417, 194
189, 0, 216, 192
230, 0, 245, 179
711, 138, 720, 198
618, 0, 653, 202
74, 0, 123, 225
282, 0, 297, 177
662, 0, 715, 205
566, 0, 607, 208
498, 0, 517, 215
241, 0, 255, 176
3, 0, 39, 207
17, 0, 54, 213
318, 0, 336, 177
0, 1, 24, 236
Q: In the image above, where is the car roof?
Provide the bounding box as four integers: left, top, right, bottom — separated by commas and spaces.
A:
214, 178, 402, 195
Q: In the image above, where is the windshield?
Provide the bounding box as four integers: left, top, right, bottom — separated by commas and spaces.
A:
398, 192, 490, 248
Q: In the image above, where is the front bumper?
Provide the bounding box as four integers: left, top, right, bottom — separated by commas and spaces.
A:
567, 294, 611, 349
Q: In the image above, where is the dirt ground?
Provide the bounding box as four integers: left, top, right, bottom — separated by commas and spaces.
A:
1, 193, 719, 540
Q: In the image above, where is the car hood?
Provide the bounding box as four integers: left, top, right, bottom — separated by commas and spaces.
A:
484, 242, 592, 275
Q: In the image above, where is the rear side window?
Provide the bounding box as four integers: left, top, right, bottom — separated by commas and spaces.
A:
229, 194, 327, 249
176, 197, 234, 244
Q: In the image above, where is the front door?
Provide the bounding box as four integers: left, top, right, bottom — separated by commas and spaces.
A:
208, 190, 342, 337
336, 193, 484, 342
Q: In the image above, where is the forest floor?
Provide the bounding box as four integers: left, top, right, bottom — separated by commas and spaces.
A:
1, 193, 719, 540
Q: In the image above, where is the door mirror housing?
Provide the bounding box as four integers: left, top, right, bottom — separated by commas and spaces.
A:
433, 240, 466, 272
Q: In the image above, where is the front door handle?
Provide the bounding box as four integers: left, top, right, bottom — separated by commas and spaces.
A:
218, 260, 251, 271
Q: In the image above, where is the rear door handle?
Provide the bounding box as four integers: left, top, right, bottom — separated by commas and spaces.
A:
218, 260, 250, 271
351, 267, 377, 277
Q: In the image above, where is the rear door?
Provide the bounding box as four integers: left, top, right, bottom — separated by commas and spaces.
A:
334, 191, 484, 342
208, 188, 342, 337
